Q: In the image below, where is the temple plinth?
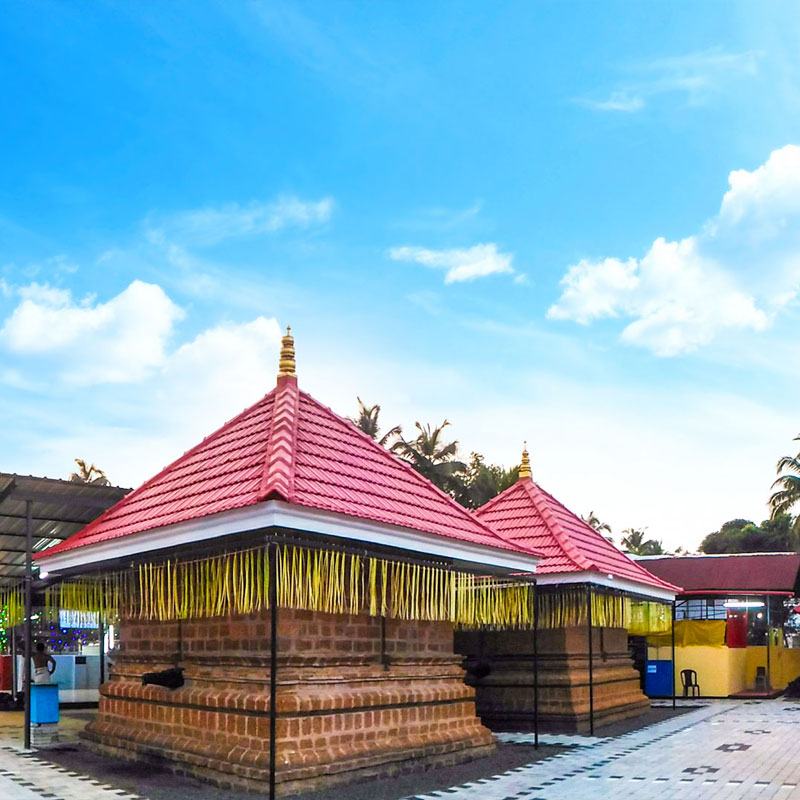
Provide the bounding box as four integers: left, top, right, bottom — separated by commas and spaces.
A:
457, 625, 649, 733
87, 610, 493, 795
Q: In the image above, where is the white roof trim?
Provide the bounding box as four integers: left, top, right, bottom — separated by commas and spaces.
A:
535, 570, 677, 602
37, 499, 542, 575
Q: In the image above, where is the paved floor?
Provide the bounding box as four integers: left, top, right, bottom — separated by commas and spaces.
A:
400, 700, 800, 799
1, 700, 800, 799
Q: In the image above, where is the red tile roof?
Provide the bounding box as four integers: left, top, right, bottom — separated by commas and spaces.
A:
641, 553, 800, 594
475, 477, 678, 592
39, 376, 536, 560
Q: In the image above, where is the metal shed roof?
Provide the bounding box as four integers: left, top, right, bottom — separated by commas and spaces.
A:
0, 473, 128, 586
639, 552, 800, 595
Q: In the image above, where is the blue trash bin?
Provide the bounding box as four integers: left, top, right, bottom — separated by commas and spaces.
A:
645, 660, 673, 697
30, 684, 59, 724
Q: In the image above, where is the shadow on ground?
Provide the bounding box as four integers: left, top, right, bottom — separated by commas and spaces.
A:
33, 705, 694, 800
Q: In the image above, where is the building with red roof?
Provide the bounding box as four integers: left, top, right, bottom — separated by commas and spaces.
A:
639, 553, 800, 698
455, 448, 679, 733
35, 329, 542, 797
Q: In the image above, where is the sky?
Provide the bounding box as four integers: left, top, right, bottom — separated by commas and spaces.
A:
2, 1, 800, 551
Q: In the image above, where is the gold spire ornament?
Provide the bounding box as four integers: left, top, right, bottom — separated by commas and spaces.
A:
278, 325, 296, 377
519, 442, 532, 479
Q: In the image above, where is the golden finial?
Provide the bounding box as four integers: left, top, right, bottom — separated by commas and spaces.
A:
278, 325, 296, 377
519, 441, 532, 479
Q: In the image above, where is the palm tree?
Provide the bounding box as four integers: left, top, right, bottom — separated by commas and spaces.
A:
621, 528, 664, 556
69, 459, 110, 486
770, 434, 800, 519
392, 420, 466, 494
582, 511, 612, 535
348, 398, 402, 448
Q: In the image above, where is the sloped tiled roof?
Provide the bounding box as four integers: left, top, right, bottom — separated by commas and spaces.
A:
475, 477, 678, 592
641, 553, 800, 594
39, 375, 536, 560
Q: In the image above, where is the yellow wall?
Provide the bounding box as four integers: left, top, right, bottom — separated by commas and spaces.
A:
746, 639, 800, 690
649, 640, 800, 695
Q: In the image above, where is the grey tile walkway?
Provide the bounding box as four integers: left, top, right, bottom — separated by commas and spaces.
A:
400, 700, 800, 799
0, 742, 145, 800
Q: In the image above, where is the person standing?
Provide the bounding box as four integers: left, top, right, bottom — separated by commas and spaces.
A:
32, 642, 56, 684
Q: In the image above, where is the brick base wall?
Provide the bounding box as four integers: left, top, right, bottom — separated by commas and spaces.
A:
84, 609, 494, 795
455, 626, 650, 733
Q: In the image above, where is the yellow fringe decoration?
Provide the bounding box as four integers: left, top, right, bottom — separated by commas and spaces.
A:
536, 588, 671, 636
14, 544, 537, 630
0, 550, 670, 636
0, 586, 24, 628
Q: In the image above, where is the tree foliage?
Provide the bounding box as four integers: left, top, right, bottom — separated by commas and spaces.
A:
770, 434, 800, 519
454, 452, 519, 509
700, 516, 799, 554
392, 420, 467, 495
620, 528, 665, 555
69, 459, 110, 486
348, 397, 402, 448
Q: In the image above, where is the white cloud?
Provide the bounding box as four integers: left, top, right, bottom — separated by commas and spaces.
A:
149, 195, 334, 247
576, 47, 761, 112
389, 243, 515, 284
0, 280, 185, 383
575, 91, 645, 113
548, 145, 800, 355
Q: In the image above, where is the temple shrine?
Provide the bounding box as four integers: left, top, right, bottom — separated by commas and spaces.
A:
35, 330, 543, 797
456, 446, 679, 733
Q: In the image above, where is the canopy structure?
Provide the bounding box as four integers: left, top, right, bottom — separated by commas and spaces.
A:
0, 473, 128, 749
0, 473, 127, 587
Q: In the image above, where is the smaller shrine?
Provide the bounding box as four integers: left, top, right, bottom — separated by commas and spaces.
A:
456, 446, 679, 733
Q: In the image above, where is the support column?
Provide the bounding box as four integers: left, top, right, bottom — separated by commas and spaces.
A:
99, 616, 105, 687
766, 596, 771, 691
23, 500, 32, 750
532, 580, 539, 749
586, 586, 594, 735
671, 600, 676, 708
10, 623, 16, 701
268, 542, 278, 800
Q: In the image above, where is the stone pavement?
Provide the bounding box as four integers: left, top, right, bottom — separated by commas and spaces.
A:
0, 711, 143, 800
1, 700, 800, 799
400, 699, 800, 799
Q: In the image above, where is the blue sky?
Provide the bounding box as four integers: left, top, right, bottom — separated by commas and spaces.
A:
2, 1, 800, 549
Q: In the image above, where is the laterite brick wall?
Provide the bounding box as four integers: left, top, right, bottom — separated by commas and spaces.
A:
85, 608, 494, 795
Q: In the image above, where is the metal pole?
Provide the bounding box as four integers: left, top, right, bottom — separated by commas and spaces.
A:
533, 579, 539, 749
268, 542, 278, 800
23, 500, 32, 750
671, 600, 676, 709
766, 596, 771, 692
587, 586, 594, 736
10, 623, 16, 702
98, 616, 105, 686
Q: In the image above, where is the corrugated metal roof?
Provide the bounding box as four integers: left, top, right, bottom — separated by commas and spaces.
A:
39, 376, 541, 560
475, 477, 679, 592
641, 553, 800, 594
0, 473, 128, 585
